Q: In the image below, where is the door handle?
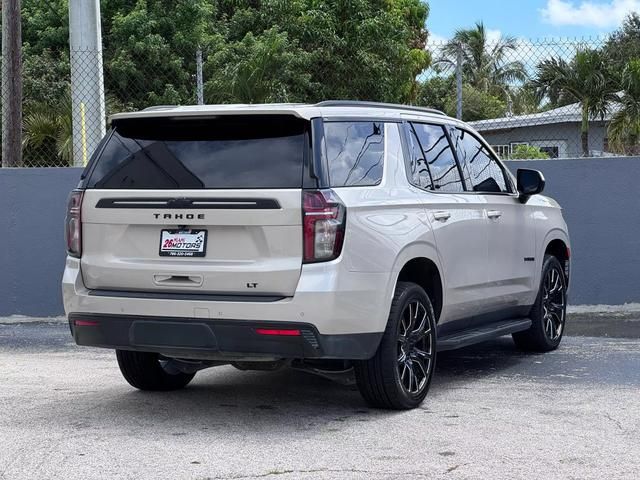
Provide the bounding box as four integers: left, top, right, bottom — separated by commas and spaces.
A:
487, 210, 503, 219
433, 211, 451, 222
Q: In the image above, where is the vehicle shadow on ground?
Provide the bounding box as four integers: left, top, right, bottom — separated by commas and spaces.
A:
32, 337, 536, 435
434, 336, 533, 385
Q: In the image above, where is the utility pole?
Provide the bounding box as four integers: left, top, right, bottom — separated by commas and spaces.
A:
69, 0, 105, 167
455, 42, 463, 121
1, 0, 23, 167
196, 47, 204, 105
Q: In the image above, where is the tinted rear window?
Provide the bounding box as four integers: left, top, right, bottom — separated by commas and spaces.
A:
324, 121, 384, 187
86, 115, 307, 189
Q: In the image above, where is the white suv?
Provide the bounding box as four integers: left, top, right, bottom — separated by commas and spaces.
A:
62, 101, 570, 409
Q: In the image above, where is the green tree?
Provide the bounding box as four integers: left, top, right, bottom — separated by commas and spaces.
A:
22, 91, 73, 167
444, 84, 506, 121
205, 0, 431, 104
509, 82, 543, 115
603, 13, 640, 74
22, 49, 70, 105
609, 59, 640, 154
205, 28, 310, 103
416, 75, 455, 112
104, 0, 218, 109
15, 0, 433, 166
438, 22, 526, 98
21, 0, 68, 55
20, 0, 431, 109
534, 49, 618, 156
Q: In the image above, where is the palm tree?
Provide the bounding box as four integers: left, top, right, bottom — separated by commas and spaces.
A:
609, 59, 640, 154
438, 22, 527, 97
22, 91, 73, 166
534, 49, 618, 156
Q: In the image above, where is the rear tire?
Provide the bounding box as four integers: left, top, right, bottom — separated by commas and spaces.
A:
116, 350, 195, 391
355, 282, 437, 410
513, 255, 567, 352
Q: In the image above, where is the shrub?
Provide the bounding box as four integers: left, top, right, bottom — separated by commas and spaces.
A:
510, 144, 550, 160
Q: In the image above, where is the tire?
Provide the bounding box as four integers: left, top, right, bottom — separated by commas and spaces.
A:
355, 282, 437, 410
513, 254, 567, 352
116, 350, 195, 391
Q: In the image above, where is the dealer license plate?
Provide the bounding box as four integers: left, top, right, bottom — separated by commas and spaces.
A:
159, 229, 207, 257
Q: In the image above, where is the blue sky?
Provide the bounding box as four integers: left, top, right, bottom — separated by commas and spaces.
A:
427, 0, 640, 41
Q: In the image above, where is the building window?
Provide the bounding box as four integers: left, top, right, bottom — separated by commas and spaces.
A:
510, 142, 529, 151
538, 146, 559, 158
491, 145, 510, 159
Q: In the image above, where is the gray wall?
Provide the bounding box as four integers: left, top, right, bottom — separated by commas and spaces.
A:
1, 159, 639, 316
480, 122, 608, 158
0, 168, 82, 316
506, 157, 640, 305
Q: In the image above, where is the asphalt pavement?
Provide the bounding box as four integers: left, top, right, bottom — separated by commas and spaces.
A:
0, 316, 639, 479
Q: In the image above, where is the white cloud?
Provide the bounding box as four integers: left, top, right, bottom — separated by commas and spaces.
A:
486, 28, 504, 44
541, 0, 640, 28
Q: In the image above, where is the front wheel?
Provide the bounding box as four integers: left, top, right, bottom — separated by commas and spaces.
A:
116, 350, 196, 391
355, 282, 437, 410
513, 255, 567, 352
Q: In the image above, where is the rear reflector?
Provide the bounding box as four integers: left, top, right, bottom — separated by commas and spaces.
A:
255, 328, 301, 336
74, 320, 99, 327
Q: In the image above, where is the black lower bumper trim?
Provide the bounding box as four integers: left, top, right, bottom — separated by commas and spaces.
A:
68, 313, 382, 361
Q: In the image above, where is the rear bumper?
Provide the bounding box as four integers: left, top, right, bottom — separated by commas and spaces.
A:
62, 257, 392, 336
69, 313, 382, 360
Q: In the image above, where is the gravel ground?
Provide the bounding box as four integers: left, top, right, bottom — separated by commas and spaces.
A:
0, 320, 639, 480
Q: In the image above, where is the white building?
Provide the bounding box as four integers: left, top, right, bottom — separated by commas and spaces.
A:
469, 102, 614, 158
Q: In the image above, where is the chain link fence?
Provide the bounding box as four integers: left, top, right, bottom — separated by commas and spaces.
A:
2, 33, 635, 167
425, 37, 621, 160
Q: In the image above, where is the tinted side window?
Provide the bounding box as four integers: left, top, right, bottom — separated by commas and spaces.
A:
411, 123, 464, 193
405, 125, 432, 189
451, 128, 508, 193
86, 115, 306, 189
324, 122, 384, 187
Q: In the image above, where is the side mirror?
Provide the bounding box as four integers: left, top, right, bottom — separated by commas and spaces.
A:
517, 168, 545, 203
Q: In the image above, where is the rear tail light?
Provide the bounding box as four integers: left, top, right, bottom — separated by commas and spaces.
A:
65, 190, 84, 258
302, 189, 346, 263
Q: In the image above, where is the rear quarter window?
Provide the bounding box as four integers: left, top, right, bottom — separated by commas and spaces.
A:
324, 121, 384, 187
85, 115, 308, 189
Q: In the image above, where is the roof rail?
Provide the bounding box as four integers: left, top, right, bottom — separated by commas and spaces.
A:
314, 100, 446, 116
142, 105, 177, 112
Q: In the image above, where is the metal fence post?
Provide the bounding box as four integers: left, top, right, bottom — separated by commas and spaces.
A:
1, 0, 23, 167
69, 0, 106, 167
456, 42, 463, 120
196, 47, 204, 105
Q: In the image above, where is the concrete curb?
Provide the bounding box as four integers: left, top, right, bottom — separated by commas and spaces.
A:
567, 303, 640, 314
0, 316, 66, 325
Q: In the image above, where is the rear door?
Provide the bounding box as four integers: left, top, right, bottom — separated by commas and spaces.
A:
406, 122, 491, 324
80, 114, 308, 297
450, 127, 537, 311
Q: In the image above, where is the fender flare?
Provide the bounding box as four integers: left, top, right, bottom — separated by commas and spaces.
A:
536, 228, 571, 287
381, 241, 446, 321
